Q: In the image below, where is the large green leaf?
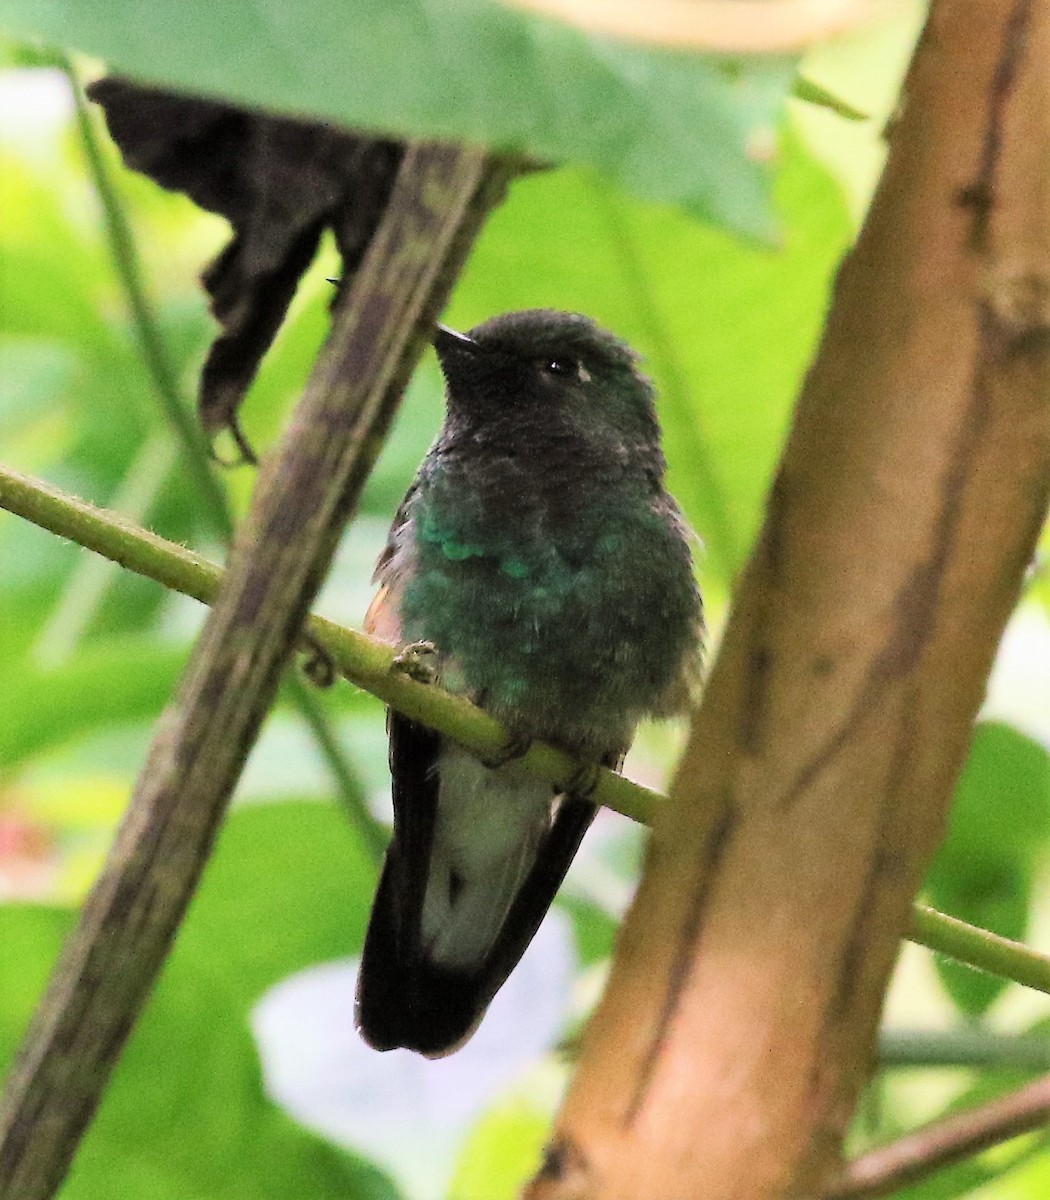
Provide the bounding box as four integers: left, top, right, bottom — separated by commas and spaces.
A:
0, 637, 188, 769
0, 906, 69, 1053
171, 799, 377, 1005
925, 722, 1050, 1018
0, 802, 396, 1198
0, 0, 795, 236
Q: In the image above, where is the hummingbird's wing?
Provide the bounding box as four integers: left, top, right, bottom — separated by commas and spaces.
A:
363, 481, 417, 643
355, 712, 448, 1052
469, 791, 596, 1017
355, 709, 601, 1057
356, 477, 608, 1055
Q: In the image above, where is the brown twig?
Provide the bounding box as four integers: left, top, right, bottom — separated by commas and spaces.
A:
828, 1073, 1050, 1197
0, 143, 513, 1200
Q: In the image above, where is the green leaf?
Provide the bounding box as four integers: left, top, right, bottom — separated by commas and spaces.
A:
0, 34, 64, 66
0, 0, 795, 236
792, 75, 868, 122
0, 803, 396, 1198
173, 800, 378, 1008
0, 905, 69, 1056
0, 636, 188, 769
557, 892, 619, 967
0, 149, 114, 351
0, 337, 79, 430
71, 967, 399, 1200
0, 567, 78, 661
925, 722, 1050, 1017
449, 1099, 549, 1200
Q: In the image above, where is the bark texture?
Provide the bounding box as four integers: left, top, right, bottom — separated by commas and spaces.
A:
525, 2, 1050, 1197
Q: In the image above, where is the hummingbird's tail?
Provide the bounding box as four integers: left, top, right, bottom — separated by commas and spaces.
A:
355, 714, 595, 1057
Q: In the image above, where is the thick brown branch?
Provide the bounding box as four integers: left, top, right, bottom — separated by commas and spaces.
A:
0, 144, 513, 1200
828, 1072, 1050, 1198
526, 2, 1050, 1197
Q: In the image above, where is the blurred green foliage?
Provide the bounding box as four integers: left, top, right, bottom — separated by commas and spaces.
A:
0, 809, 398, 1198
1, 6, 1049, 1198
0, 0, 794, 236
927, 725, 1050, 1019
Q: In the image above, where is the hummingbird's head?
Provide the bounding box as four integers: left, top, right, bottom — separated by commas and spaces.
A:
433, 310, 661, 460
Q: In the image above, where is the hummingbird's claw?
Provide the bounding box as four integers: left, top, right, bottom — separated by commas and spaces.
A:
300, 633, 336, 687
480, 732, 532, 771
560, 761, 603, 800
392, 641, 438, 684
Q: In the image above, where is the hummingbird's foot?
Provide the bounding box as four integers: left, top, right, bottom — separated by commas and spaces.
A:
561, 760, 603, 800
480, 732, 533, 771
392, 641, 438, 684
300, 633, 336, 687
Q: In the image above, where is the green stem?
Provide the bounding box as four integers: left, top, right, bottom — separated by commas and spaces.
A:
34, 432, 177, 666
0, 462, 667, 828
4, 461, 1050, 1001
284, 676, 385, 869
879, 1029, 1050, 1072
66, 59, 378, 843
64, 59, 232, 538
910, 904, 1050, 996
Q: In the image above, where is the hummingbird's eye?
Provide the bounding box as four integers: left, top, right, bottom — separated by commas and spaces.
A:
540, 356, 591, 383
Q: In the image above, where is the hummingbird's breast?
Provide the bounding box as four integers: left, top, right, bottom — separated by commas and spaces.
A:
397, 455, 701, 759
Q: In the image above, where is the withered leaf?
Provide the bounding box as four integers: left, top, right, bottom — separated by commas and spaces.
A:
88, 77, 404, 461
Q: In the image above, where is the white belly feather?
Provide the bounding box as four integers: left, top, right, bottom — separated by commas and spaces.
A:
420, 743, 554, 970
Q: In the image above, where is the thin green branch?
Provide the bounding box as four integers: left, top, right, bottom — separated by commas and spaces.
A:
0, 461, 675, 827
34, 432, 177, 666
285, 676, 385, 869
910, 904, 1050, 996
879, 1029, 1050, 1072
4, 461, 1050, 1000
65, 58, 376, 839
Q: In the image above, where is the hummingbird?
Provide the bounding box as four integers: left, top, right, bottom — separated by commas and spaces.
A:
355, 309, 703, 1057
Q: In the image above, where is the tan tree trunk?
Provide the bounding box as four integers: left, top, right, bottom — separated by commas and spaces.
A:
525, 2, 1050, 1196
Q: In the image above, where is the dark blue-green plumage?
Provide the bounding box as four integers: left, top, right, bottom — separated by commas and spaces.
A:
355, 310, 703, 1056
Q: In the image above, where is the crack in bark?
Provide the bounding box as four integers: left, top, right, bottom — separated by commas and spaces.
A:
774, 0, 1031, 817
827, 686, 918, 1041
965, 0, 1033, 254
742, 644, 773, 756
623, 798, 739, 1126
776, 334, 997, 814
739, 471, 789, 755
535, 1136, 591, 1190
